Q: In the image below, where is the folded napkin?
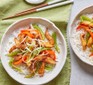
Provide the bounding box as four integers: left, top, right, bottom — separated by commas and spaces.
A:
0, 0, 72, 85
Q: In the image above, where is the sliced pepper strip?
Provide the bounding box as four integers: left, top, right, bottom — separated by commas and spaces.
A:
21, 31, 34, 38
13, 58, 23, 65
89, 53, 93, 57
76, 24, 88, 31
77, 25, 93, 39
13, 55, 27, 65
9, 58, 22, 72
21, 29, 31, 33
85, 27, 93, 39
46, 50, 56, 60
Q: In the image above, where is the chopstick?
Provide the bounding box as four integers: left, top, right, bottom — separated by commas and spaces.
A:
2, 0, 64, 20
2, 0, 74, 20
17, 0, 65, 15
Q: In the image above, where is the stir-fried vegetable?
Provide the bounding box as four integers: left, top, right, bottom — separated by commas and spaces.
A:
52, 32, 60, 53
77, 15, 93, 57
45, 64, 55, 71
38, 62, 45, 77
80, 34, 87, 50
26, 47, 50, 64
25, 73, 35, 78
7, 24, 60, 78
7, 49, 21, 57
86, 32, 90, 43
80, 15, 93, 22
87, 37, 93, 47
9, 58, 22, 73
31, 47, 49, 58
45, 28, 54, 45
33, 24, 45, 40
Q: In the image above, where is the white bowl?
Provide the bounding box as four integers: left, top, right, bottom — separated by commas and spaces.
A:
25, 0, 45, 4
70, 6, 93, 66
0, 17, 67, 85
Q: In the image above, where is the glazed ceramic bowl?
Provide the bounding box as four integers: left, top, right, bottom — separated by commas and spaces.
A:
0, 17, 67, 85
70, 6, 93, 66
25, 0, 45, 4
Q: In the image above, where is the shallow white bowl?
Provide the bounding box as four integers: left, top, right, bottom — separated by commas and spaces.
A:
0, 17, 67, 85
25, 0, 45, 4
70, 6, 93, 66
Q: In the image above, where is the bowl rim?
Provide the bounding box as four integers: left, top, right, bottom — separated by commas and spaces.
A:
0, 17, 67, 85
69, 5, 93, 66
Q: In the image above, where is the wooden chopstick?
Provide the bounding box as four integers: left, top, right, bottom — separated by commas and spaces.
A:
2, 0, 64, 20
2, 0, 74, 20
17, 0, 64, 15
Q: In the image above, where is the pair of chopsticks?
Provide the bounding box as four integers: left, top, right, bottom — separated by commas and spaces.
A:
2, 0, 74, 20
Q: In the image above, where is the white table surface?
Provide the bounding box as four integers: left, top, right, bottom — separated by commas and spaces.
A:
67, 0, 93, 85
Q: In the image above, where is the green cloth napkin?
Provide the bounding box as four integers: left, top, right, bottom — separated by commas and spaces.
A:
0, 0, 72, 85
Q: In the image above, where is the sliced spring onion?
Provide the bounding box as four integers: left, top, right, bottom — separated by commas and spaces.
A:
52, 32, 60, 53
26, 41, 36, 50
7, 49, 21, 57
80, 15, 93, 22
45, 64, 55, 71
27, 40, 35, 47
31, 47, 49, 57
25, 73, 35, 78
25, 47, 32, 53
33, 24, 45, 40
26, 47, 50, 63
86, 32, 90, 43
36, 61, 42, 72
